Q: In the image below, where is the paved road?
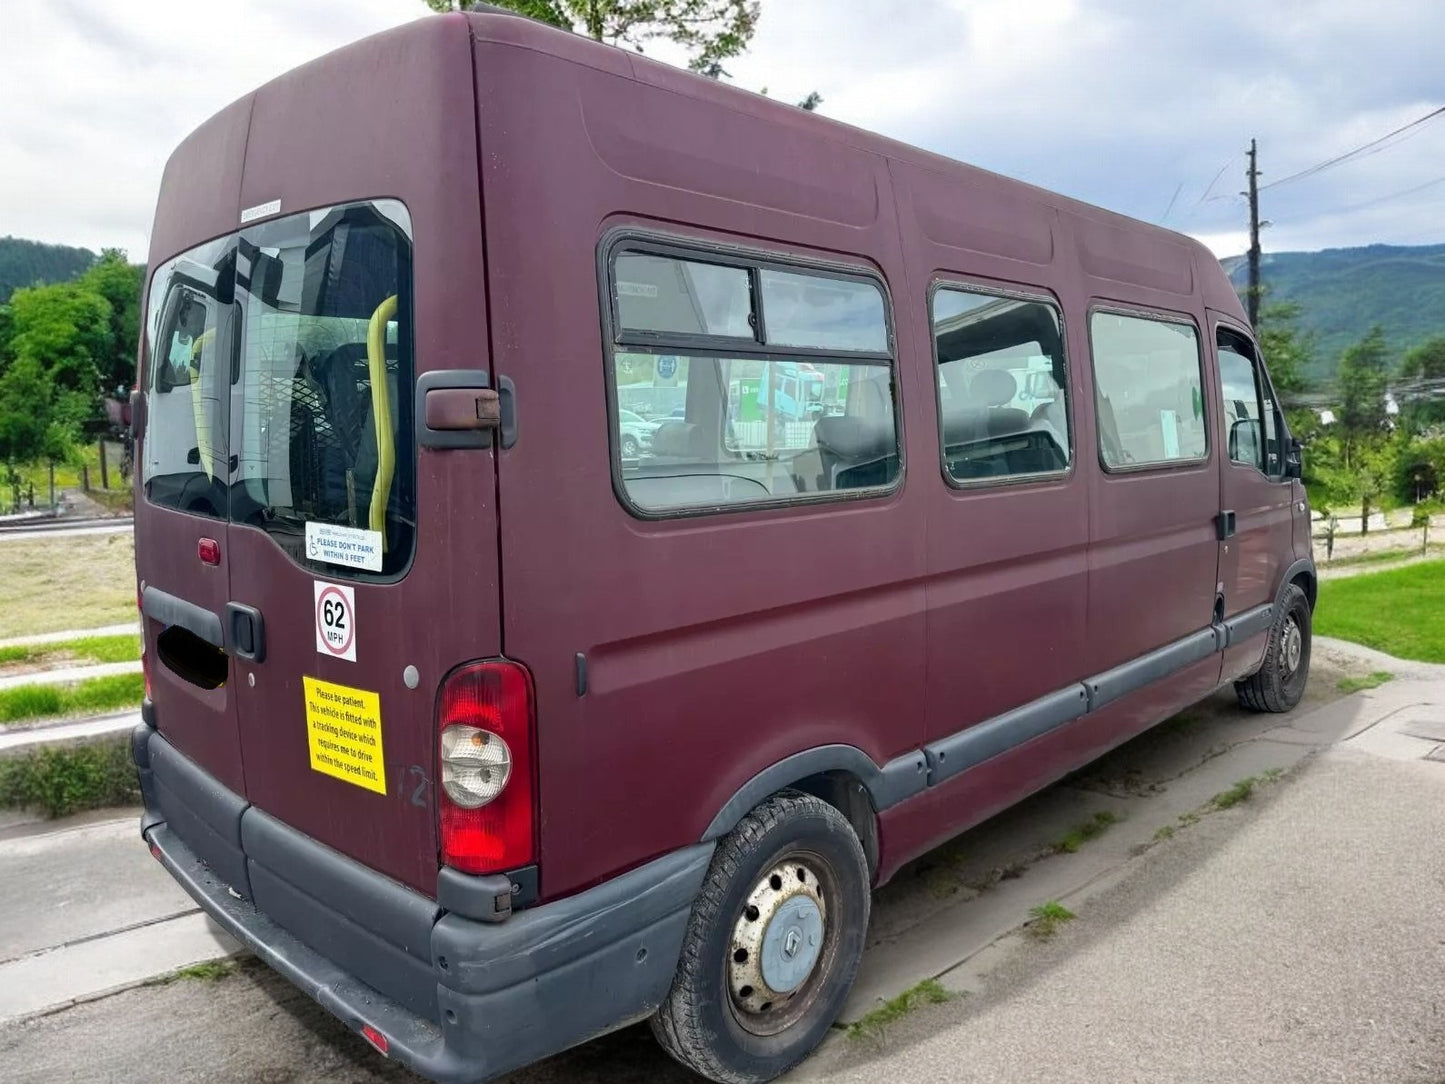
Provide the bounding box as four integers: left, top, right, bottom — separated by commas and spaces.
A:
802, 747, 1445, 1084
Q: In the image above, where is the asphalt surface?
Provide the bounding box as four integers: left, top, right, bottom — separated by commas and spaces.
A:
803, 748, 1445, 1084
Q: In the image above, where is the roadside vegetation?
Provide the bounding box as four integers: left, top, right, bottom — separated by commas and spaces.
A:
0, 533, 135, 639
1336, 671, 1395, 694
1026, 901, 1075, 940
845, 979, 952, 1042
0, 736, 139, 817
1315, 559, 1445, 663
0, 673, 145, 726
1051, 810, 1119, 854
0, 633, 139, 670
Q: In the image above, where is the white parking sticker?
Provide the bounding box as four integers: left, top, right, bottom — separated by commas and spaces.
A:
314, 581, 357, 662
305, 521, 383, 572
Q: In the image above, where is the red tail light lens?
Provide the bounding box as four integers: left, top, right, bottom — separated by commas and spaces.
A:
138, 589, 152, 701
436, 660, 535, 875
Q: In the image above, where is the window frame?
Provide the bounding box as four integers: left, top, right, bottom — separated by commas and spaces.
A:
1087, 303, 1212, 475
1215, 320, 1287, 482
597, 228, 904, 521
928, 277, 1076, 491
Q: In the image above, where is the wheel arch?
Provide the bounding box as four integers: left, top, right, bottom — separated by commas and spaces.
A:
1280, 557, 1317, 612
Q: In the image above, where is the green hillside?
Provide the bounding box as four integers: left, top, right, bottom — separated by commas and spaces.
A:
1224, 243, 1445, 384
0, 236, 97, 303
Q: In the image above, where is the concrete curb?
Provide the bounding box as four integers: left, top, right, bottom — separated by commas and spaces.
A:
0, 661, 143, 693
0, 711, 139, 755
0, 624, 138, 650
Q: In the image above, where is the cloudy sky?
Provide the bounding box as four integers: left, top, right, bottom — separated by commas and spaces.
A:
3, 0, 1441, 263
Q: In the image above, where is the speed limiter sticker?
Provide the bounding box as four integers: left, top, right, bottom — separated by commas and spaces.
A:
314, 580, 357, 662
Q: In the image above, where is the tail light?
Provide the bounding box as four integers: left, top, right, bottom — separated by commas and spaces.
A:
436, 660, 536, 875
138, 589, 152, 701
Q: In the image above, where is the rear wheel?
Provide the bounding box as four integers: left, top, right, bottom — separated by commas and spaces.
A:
652, 792, 869, 1084
621, 434, 641, 459
1236, 583, 1311, 713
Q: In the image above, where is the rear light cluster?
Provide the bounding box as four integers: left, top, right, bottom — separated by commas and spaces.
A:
138, 588, 152, 701
436, 660, 536, 875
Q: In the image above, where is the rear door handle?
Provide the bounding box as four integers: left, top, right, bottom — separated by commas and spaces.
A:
1216, 510, 1237, 540
226, 602, 266, 663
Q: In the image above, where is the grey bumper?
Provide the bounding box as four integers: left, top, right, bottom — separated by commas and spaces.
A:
133, 722, 712, 1084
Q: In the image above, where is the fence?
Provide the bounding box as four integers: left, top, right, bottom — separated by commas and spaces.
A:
1313, 513, 1444, 564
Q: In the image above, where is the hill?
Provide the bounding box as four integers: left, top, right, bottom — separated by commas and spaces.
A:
1223, 243, 1445, 384
0, 237, 97, 303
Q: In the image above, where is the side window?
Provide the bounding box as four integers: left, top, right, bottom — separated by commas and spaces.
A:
932, 286, 1070, 483
1218, 329, 1281, 476
1089, 312, 1207, 469
607, 246, 898, 515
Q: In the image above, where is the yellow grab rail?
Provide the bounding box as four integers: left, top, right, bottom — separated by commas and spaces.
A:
366, 295, 398, 547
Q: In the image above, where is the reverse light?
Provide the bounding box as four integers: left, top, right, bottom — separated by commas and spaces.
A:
436, 660, 535, 875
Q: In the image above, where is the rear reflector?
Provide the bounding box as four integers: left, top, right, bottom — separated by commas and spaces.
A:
360, 1024, 389, 1056
436, 660, 535, 875
198, 537, 221, 565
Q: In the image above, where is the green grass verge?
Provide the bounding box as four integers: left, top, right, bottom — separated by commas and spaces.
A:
0, 533, 136, 639
1315, 560, 1445, 663
0, 673, 145, 726
0, 737, 140, 817
846, 979, 952, 1041
1337, 671, 1395, 695
1320, 544, 1445, 570
0, 634, 140, 669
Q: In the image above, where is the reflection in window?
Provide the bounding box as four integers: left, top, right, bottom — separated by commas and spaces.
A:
932, 288, 1070, 482
1090, 313, 1207, 468
759, 269, 888, 352
614, 254, 752, 338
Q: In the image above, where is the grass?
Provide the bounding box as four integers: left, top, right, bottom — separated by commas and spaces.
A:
1155, 770, 1288, 843
1315, 559, 1445, 663
0, 533, 136, 639
1026, 900, 1075, 940
0, 673, 145, 725
1051, 809, 1119, 854
846, 979, 952, 1041
1210, 777, 1258, 810
0, 634, 140, 669
0, 737, 140, 817
146, 960, 236, 986
1321, 544, 1445, 570
1336, 671, 1395, 695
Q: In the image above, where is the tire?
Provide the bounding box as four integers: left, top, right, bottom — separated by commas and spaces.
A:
1236, 583, 1312, 713
621, 434, 641, 459
651, 792, 870, 1084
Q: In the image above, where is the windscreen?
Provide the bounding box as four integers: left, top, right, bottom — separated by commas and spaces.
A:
142, 199, 416, 579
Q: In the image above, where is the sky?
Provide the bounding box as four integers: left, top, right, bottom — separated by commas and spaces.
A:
2, 0, 1441, 263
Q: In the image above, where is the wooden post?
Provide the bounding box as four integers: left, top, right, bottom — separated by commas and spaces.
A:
1326, 516, 1336, 562
81, 464, 90, 492
98, 439, 110, 490
48, 462, 55, 508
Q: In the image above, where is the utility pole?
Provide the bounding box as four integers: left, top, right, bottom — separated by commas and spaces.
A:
1245, 138, 1262, 327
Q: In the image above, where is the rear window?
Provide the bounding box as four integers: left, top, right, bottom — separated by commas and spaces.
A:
142, 199, 415, 578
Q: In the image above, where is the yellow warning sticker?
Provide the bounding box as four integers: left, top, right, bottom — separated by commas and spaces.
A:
303, 676, 387, 795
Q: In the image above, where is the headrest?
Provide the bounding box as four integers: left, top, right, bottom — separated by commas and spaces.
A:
815, 415, 892, 460
971, 368, 1017, 408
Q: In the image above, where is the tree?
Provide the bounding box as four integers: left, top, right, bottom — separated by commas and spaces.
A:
426, 0, 759, 78
428, 1, 820, 106
0, 356, 71, 469
4, 281, 111, 440
1397, 336, 1445, 435
77, 250, 145, 394
1335, 325, 1392, 470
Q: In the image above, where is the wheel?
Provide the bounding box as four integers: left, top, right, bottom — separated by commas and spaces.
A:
1236, 583, 1311, 713
651, 792, 870, 1084
621, 434, 641, 459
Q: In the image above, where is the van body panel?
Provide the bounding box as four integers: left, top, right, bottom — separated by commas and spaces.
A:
473, 37, 927, 898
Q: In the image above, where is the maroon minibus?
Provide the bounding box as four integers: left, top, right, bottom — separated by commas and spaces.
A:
131, 9, 1315, 1082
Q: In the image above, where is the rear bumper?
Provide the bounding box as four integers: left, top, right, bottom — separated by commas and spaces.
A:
133, 722, 712, 1083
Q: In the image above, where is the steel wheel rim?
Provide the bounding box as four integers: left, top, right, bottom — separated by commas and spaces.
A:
727, 853, 835, 1036
1282, 617, 1303, 676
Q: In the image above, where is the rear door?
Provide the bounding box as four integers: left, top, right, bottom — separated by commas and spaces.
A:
223, 200, 500, 895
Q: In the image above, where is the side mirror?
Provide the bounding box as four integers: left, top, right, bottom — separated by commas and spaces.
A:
1228, 418, 1262, 466
1285, 437, 1303, 479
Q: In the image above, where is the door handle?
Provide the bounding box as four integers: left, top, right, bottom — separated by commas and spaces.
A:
226, 602, 266, 663
1216, 510, 1237, 540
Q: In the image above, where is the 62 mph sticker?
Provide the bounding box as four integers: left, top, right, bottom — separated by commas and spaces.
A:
314, 581, 357, 662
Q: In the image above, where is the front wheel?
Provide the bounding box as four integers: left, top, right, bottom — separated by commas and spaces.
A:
652, 792, 870, 1084
1236, 582, 1312, 713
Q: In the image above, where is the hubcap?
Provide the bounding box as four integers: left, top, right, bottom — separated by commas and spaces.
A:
1282, 617, 1303, 675
729, 860, 827, 1019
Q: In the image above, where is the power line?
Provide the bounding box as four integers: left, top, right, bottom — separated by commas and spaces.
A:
1270, 173, 1445, 224
1260, 105, 1445, 192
